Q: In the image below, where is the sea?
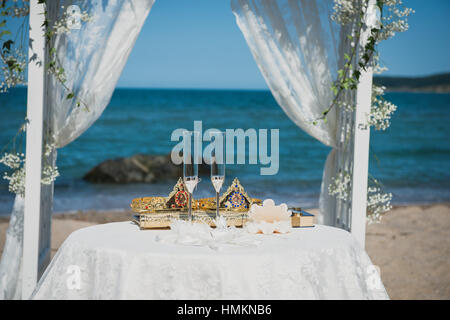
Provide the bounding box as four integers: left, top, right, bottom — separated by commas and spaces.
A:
0, 87, 449, 215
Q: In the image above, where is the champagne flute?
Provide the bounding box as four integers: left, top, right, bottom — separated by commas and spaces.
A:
183, 131, 200, 221
210, 131, 225, 219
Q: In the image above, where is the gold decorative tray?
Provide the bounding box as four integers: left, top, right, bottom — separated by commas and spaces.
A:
134, 211, 249, 229
130, 177, 314, 229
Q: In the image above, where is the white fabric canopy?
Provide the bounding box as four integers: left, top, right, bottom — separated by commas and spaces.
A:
0, 0, 154, 299
231, 0, 356, 226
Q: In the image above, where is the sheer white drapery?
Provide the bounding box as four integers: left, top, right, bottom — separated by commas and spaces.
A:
49, 0, 154, 147
231, 0, 356, 226
0, 0, 154, 299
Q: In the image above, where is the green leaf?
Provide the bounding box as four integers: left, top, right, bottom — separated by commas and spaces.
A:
0, 29, 11, 38
331, 86, 338, 96
66, 92, 75, 99
2, 39, 13, 51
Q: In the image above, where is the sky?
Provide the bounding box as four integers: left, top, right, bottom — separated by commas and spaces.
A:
117, 0, 450, 89
3, 0, 449, 89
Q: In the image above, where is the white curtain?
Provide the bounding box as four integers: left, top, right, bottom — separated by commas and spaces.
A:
0, 0, 154, 299
231, 0, 356, 226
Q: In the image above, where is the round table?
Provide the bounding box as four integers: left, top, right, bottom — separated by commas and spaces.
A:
32, 222, 389, 299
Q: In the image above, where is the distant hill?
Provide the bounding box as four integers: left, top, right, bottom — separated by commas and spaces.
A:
373, 73, 450, 93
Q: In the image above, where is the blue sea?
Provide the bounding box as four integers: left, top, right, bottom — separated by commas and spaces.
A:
0, 87, 449, 215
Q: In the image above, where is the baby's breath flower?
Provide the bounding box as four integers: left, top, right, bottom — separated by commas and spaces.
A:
367, 185, 392, 224
0, 49, 27, 92
0, 152, 24, 169
41, 164, 59, 185
331, 0, 361, 25
44, 141, 56, 157
328, 171, 352, 201
368, 85, 397, 130
3, 167, 26, 197
329, 172, 393, 223
53, 7, 93, 34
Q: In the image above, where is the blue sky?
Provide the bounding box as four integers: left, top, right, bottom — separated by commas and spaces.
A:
118, 0, 450, 89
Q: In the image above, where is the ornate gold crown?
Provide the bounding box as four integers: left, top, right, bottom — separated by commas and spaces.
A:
130, 177, 261, 213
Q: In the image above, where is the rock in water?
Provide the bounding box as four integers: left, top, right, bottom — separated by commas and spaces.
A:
83, 154, 179, 183
83, 154, 209, 184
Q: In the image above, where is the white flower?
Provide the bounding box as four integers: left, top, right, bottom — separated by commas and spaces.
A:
53, 7, 94, 34
367, 186, 392, 224
328, 172, 393, 224
378, 0, 414, 41
1, 141, 59, 196
372, 53, 388, 75
246, 199, 292, 234
368, 85, 397, 130
44, 141, 56, 157
0, 49, 27, 92
331, 0, 361, 25
248, 199, 291, 223
3, 167, 26, 197
0, 153, 24, 169
328, 171, 351, 201
41, 165, 59, 185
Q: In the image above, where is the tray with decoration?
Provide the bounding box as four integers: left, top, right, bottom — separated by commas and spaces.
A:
130, 177, 314, 229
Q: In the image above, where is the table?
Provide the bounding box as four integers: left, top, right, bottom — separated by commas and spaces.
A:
32, 222, 389, 299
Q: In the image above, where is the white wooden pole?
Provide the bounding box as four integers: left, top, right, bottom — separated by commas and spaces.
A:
22, 0, 46, 299
350, 0, 376, 248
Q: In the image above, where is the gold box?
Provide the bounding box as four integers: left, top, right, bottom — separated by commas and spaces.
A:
135, 211, 249, 229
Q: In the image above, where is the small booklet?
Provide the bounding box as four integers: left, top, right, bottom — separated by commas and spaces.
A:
291, 209, 315, 228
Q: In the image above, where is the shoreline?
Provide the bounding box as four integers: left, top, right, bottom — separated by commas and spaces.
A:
1, 203, 449, 299
1, 202, 448, 223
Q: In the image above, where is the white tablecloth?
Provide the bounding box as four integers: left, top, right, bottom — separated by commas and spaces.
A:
32, 222, 388, 299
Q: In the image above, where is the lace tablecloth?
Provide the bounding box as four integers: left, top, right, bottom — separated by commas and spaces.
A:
32, 222, 388, 299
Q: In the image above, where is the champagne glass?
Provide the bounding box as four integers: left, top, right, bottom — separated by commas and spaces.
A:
183, 131, 200, 221
210, 131, 225, 219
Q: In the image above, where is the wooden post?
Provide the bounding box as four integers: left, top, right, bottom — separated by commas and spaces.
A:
22, 0, 47, 299
350, 0, 376, 248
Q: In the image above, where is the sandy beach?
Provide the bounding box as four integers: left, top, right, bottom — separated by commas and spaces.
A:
1, 204, 449, 300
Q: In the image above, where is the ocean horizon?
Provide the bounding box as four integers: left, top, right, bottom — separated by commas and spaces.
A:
0, 87, 449, 215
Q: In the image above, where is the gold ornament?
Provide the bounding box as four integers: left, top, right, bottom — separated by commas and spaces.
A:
130, 177, 261, 213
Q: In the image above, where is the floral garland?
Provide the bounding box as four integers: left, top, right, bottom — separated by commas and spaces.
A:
0, 0, 29, 92
40, 0, 92, 110
327, 0, 413, 223
0, 0, 91, 196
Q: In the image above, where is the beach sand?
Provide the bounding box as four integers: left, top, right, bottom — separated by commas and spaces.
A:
1, 204, 449, 300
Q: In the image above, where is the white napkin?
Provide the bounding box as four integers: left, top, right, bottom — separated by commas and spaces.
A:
155, 217, 261, 251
